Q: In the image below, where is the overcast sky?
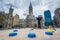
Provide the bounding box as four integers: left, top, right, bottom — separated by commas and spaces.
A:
0, 0, 60, 19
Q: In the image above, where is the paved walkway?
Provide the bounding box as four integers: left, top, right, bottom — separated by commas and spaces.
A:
0, 28, 60, 40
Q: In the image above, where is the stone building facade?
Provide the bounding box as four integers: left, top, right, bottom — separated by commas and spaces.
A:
7, 6, 14, 28
13, 14, 20, 28
25, 2, 37, 28
0, 12, 7, 28
0, 5, 14, 29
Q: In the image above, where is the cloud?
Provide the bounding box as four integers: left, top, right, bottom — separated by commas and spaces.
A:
13, 8, 28, 19
31, 0, 40, 6
0, 0, 60, 19
32, 5, 49, 19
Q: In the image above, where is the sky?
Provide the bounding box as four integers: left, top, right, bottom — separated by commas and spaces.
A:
0, 0, 60, 19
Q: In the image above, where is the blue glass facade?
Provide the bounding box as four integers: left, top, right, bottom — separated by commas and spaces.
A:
44, 10, 52, 26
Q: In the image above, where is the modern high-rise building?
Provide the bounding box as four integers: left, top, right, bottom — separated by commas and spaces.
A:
44, 10, 52, 26
53, 15, 57, 27
54, 8, 60, 27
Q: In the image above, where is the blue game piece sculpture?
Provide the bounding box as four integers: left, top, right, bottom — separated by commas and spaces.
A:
45, 32, 53, 35
13, 29, 18, 32
9, 32, 17, 37
28, 32, 36, 38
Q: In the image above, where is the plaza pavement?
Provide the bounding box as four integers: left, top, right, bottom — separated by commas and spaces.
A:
0, 28, 60, 40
